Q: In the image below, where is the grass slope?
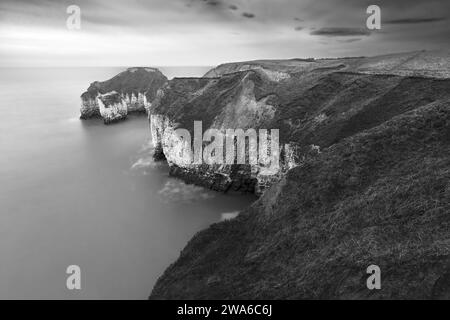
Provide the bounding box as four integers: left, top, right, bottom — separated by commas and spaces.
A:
150, 99, 450, 299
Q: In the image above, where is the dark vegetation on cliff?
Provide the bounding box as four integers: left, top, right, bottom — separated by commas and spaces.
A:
149, 51, 450, 299
81, 67, 167, 102
153, 74, 254, 131
151, 99, 450, 299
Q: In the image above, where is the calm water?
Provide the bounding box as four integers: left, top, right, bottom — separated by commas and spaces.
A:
0, 67, 255, 299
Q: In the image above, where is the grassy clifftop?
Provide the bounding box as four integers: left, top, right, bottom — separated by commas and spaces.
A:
204, 51, 450, 79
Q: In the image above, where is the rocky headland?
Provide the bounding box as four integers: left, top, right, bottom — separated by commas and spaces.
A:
150, 50, 450, 196
79, 51, 450, 299
148, 50, 450, 299
80, 67, 167, 124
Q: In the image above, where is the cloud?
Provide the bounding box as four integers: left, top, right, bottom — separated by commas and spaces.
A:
0, 0, 449, 66
385, 17, 446, 24
310, 27, 371, 37
206, 0, 220, 6
338, 38, 362, 43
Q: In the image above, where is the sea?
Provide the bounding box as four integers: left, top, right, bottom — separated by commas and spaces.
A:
0, 67, 256, 299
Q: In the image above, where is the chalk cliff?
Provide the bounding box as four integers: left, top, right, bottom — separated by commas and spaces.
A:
149, 74, 297, 194
149, 51, 450, 299
80, 67, 167, 124
149, 51, 450, 194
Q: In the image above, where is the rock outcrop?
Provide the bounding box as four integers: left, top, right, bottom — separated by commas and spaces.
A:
149, 74, 297, 195
80, 67, 167, 124
149, 51, 450, 299
149, 51, 450, 195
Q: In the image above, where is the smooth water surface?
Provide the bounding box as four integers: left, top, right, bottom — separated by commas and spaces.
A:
0, 67, 255, 299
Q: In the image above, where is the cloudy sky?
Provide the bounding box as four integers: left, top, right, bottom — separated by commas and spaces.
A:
0, 0, 449, 67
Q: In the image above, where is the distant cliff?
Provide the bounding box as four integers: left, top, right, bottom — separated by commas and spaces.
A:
149, 51, 450, 299
80, 67, 167, 124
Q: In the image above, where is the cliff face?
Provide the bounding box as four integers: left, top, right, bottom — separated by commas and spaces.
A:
80, 67, 167, 124
149, 51, 450, 299
149, 51, 450, 194
149, 74, 297, 194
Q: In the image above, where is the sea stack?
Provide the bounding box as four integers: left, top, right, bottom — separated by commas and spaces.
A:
80, 67, 167, 124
